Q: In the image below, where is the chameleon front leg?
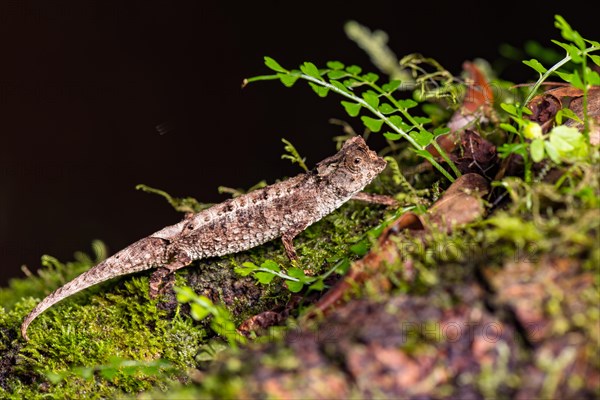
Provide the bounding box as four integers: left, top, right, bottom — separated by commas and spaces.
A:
282, 232, 316, 275
281, 218, 312, 262
281, 233, 300, 262
281, 221, 315, 274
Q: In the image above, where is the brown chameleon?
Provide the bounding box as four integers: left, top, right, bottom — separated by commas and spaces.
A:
21, 136, 390, 340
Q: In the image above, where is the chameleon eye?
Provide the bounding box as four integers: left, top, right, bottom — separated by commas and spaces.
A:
346, 155, 363, 171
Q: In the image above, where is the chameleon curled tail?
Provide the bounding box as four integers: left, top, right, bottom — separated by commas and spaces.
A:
21, 237, 169, 341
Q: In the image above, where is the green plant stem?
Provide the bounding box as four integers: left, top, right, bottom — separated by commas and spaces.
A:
243, 74, 282, 85
298, 74, 457, 182
300, 74, 420, 148
372, 85, 462, 178
430, 140, 461, 176
255, 268, 301, 282
581, 54, 590, 136
524, 154, 533, 183
523, 45, 600, 107
246, 69, 460, 181
319, 259, 347, 280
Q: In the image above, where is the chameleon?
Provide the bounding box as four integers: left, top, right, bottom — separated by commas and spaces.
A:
21, 136, 389, 341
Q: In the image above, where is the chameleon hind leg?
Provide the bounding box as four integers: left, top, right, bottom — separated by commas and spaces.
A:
282, 220, 315, 274
149, 253, 192, 298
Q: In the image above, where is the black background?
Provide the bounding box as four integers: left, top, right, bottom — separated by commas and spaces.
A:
0, 1, 595, 287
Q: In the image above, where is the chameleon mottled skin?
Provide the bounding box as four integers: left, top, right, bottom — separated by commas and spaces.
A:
21, 137, 387, 340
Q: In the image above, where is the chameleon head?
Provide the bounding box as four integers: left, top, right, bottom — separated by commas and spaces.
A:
316, 136, 387, 195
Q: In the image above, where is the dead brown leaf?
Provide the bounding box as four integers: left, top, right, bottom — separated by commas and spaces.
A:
527, 85, 600, 134
430, 61, 495, 158
238, 311, 283, 337
527, 93, 562, 133
309, 173, 489, 317
453, 130, 498, 177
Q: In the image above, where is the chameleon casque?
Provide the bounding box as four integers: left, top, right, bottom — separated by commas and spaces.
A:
21, 136, 388, 340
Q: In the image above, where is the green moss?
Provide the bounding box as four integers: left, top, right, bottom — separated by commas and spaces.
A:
2, 154, 598, 399
0, 179, 390, 398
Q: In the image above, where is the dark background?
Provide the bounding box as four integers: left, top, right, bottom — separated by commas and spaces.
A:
0, 1, 595, 287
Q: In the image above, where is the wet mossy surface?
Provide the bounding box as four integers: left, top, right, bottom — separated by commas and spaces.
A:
1, 160, 599, 398
0, 182, 390, 399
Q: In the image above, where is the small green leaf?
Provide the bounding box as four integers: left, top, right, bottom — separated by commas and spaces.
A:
433, 127, 450, 136
346, 65, 362, 75
286, 267, 307, 292
100, 368, 118, 380
500, 123, 518, 134
590, 54, 600, 67
523, 59, 547, 74
382, 80, 402, 92
570, 69, 585, 90
498, 143, 528, 159
330, 80, 350, 93
586, 69, 600, 86
300, 62, 322, 80
261, 259, 280, 272
308, 279, 325, 291
530, 138, 545, 162
281, 138, 308, 172
327, 70, 348, 80
383, 132, 402, 141
389, 115, 411, 132
551, 125, 582, 144
255, 272, 275, 284
554, 15, 585, 49
362, 91, 380, 109
343, 78, 359, 88
327, 60, 345, 70
362, 72, 379, 83
544, 141, 561, 163
190, 303, 211, 321
549, 125, 589, 160
585, 39, 600, 47
413, 116, 432, 125
389, 115, 403, 126
175, 286, 196, 303
361, 116, 384, 132
397, 99, 418, 109
552, 40, 582, 63
412, 149, 437, 163
286, 280, 304, 293
341, 101, 361, 117
500, 103, 518, 116
241, 261, 259, 269
555, 108, 582, 124
410, 129, 434, 147
235, 261, 260, 277
554, 15, 572, 37
75, 367, 94, 380
335, 258, 351, 275
554, 70, 573, 83
278, 73, 299, 87
46, 372, 65, 384
308, 82, 329, 97
287, 267, 306, 280
234, 267, 253, 277
264, 56, 287, 73
350, 240, 369, 256
378, 103, 395, 114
